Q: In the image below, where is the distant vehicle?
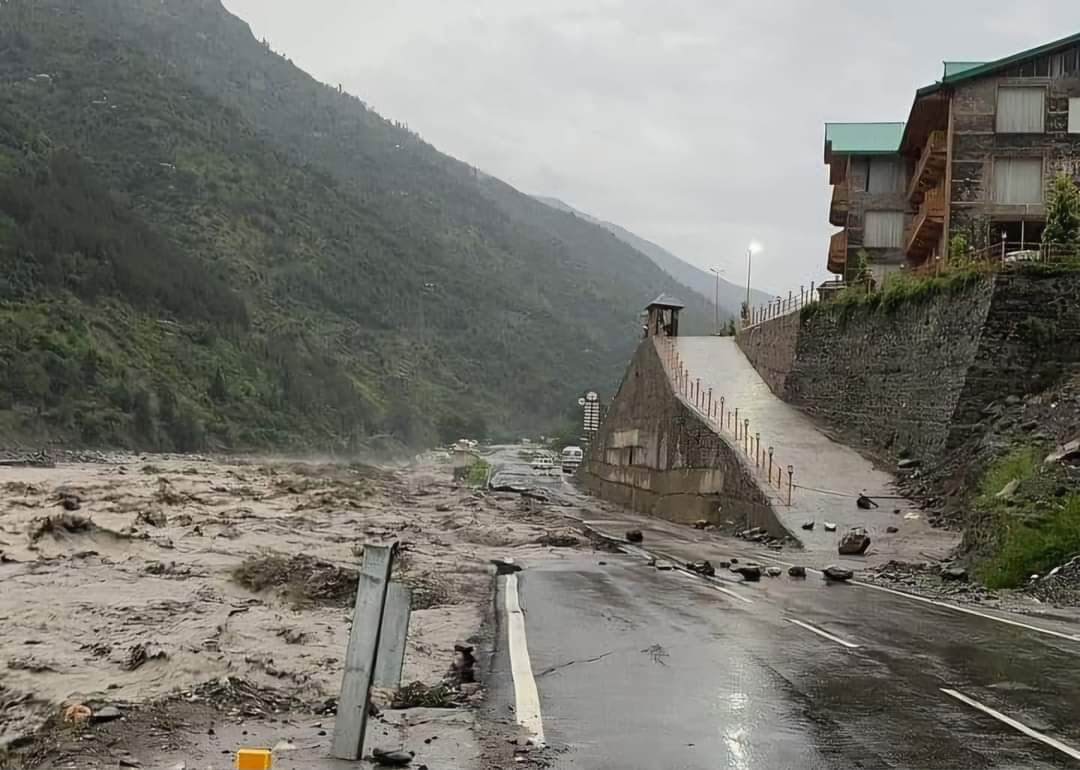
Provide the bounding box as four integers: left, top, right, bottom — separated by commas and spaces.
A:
561, 446, 583, 474
1004, 249, 1039, 264
531, 451, 557, 474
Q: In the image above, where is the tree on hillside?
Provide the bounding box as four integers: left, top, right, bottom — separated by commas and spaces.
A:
1043, 172, 1080, 253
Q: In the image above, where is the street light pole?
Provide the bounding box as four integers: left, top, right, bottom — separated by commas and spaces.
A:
744, 242, 762, 320
708, 267, 724, 335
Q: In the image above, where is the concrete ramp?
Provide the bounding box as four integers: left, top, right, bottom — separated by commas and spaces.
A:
672, 337, 956, 562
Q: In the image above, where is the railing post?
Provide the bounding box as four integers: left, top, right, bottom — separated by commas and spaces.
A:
754, 433, 761, 467
707, 387, 712, 416
719, 396, 725, 427
734, 408, 739, 438
810, 280, 815, 302
786, 466, 794, 506
768, 446, 774, 481
743, 419, 749, 454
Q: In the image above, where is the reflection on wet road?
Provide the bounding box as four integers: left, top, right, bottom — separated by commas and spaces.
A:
484, 448, 1080, 769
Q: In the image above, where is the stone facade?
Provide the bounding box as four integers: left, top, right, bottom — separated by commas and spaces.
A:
582, 338, 785, 536
736, 270, 1080, 463
949, 71, 1080, 252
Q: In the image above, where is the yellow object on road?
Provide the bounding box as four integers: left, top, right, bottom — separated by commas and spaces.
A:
235, 748, 272, 769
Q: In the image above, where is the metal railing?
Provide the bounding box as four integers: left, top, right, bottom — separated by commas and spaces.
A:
655, 337, 796, 505
742, 282, 817, 329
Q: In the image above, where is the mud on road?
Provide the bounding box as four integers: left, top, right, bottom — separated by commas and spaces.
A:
0, 452, 582, 768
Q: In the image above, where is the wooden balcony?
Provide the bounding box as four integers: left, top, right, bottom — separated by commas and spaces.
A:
827, 230, 847, 275
905, 184, 946, 259
829, 184, 849, 227
906, 130, 947, 203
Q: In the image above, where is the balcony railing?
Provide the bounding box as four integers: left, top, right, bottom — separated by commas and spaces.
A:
906, 130, 947, 203
905, 184, 947, 258
829, 184, 849, 227
828, 230, 847, 274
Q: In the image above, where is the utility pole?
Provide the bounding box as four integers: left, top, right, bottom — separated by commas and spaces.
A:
744, 242, 762, 318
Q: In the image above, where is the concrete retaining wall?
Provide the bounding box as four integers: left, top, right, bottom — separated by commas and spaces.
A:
735, 269, 1080, 462
582, 338, 787, 537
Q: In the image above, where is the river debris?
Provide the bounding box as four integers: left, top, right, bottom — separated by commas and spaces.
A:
231, 554, 358, 608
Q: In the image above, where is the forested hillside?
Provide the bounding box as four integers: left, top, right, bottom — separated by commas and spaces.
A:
0, 0, 712, 451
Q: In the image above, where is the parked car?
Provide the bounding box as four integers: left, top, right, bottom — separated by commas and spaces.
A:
561, 446, 584, 474
531, 452, 556, 474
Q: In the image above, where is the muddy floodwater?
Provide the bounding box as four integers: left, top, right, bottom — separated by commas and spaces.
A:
0, 452, 575, 768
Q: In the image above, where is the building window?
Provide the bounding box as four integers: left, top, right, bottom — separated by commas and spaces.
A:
866, 158, 904, 194
864, 211, 905, 248
996, 87, 1045, 133
993, 158, 1043, 204
1070, 98, 1080, 134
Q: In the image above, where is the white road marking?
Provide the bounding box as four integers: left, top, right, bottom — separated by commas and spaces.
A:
941, 688, 1080, 761
852, 581, 1080, 643
504, 574, 545, 745
788, 618, 861, 649
714, 585, 755, 604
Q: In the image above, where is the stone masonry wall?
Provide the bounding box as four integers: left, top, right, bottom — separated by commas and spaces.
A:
582, 338, 785, 536
735, 270, 1080, 464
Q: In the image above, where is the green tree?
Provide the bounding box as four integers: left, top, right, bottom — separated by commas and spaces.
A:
209, 367, 228, 404
1042, 172, 1080, 253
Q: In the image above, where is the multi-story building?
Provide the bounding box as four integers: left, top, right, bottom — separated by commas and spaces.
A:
825, 33, 1080, 280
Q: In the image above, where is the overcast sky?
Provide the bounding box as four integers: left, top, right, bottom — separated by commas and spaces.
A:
224, 0, 1080, 294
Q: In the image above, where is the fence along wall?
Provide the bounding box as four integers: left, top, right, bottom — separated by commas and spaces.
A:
582, 338, 786, 537
735, 270, 1080, 464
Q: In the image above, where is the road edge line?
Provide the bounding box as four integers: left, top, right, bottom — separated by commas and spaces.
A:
505, 573, 545, 745
787, 618, 861, 649
941, 688, 1080, 761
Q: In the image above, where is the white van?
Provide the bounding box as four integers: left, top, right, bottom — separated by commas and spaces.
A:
561, 446, 584, 474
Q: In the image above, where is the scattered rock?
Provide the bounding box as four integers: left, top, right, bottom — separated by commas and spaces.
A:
886, 526, 899, 534
733, 565, 761, 582
372, 748, 414, 766
856, 495, 879, 509
823, 565, 854, 582
491, 558, 521, 575
625, 529, 644, 543
655, 560, 674, 571
91, 705, 123, 723
1044, 440, 1080, 466
435, 503, 452, 512
942, 567, 968, 581
994, 479, 1020, 499
823, 522, 837, 532
897, 458, 921, 470
692, 520, 709, 530
788, 566, 807, 578
123, 643, 167, 671
801, 520, 815, 530
687, 560, 715, 577
729, 557, 738, 564
766, 567, 782, 577
59, 495, 81, 511
838, 527, 871, 556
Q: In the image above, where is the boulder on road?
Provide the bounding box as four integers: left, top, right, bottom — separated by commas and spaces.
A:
886, 525, 899, 534
692, 519, 709, 530
733, 565, 762, 582
823, 522, 837, 532
823, 565, 854, 582
625, 529, 644, 543
788, 565, 807, 578
838, 527, 871, 556
801, 520, 815, 530
766, 567, 782, 577
942, 566, 967, 581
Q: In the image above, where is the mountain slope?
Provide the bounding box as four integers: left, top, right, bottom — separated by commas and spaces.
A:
535, 196, 773, 315
0, 0, 714, 450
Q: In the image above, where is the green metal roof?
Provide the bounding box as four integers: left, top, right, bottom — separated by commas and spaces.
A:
942, 61, 985, 78
918, 32, 1080, 96
824, 122, 905, 157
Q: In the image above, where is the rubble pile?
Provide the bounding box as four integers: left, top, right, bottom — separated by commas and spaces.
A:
1026, 556, 1080, 607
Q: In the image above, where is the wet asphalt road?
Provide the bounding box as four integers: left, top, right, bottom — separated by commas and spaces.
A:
484, 448, 1080, 769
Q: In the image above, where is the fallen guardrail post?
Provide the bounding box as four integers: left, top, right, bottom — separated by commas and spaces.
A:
331, 541, 411, 760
